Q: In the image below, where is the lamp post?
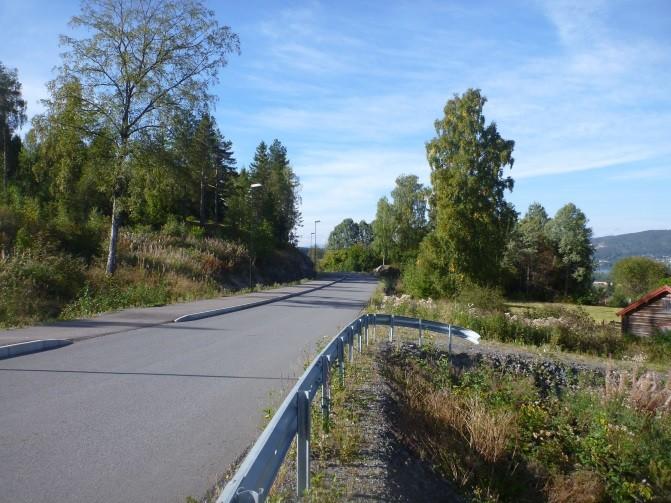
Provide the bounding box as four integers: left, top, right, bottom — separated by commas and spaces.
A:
310, 232, 315, 260
248, 183, 262, 290
313, 220, 320, 274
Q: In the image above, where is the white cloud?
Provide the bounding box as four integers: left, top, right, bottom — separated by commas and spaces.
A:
295, 147, 429, 246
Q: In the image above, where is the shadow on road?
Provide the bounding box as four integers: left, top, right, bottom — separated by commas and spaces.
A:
0, 367, 296, 381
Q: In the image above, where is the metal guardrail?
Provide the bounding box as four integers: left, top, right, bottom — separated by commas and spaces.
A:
218, 313, 480, 503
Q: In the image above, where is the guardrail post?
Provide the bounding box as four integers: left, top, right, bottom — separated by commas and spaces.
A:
348, 327, 354, 363
321, 355, 330, 431
357, 321, 362, 353
297, 390, 311, 497
338, 337, 345, 386
373, 314, 377, 342
364, 316, 369, 346
448, 324, 453, 358
418, 318, 423, 347
389, 315, 394, 342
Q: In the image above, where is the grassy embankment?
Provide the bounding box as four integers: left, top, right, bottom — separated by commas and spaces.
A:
202, 287, 671, 502
371, 288, 671, 502
374, 286, 671, 366
507, 301, 620, 324
0, 227, 312, 328
267, 287, 671, 501
384, 342, 671, 502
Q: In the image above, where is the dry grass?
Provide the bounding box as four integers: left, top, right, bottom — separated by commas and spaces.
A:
506, 301, 620, 324
605, 365, 671, 414
464, 397, 516, 463
547, 470, 605, 503
118, 231, 247, 283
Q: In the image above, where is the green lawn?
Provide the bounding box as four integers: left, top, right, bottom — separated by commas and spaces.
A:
505, 301, 620, 324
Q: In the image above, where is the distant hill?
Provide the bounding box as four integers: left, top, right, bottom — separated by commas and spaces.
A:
592, 230, 671, 271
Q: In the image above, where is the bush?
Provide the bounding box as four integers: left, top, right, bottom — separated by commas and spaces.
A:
61, 273, 171, 319
384, 345, 671, 502
0, 250, 86, 325
161, 215, 187, 237
320, 244, 379, 272
456, 283, 506, 312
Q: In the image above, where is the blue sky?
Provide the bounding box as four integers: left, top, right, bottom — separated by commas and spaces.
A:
1, 0, 670, 246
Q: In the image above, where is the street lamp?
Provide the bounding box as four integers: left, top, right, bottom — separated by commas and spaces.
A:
313, 220, 320, 274
248, 183, 262, 289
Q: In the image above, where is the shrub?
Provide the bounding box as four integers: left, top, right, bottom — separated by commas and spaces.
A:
61, 272, 171, 319
456, 283, 506, 312
383, 345, 671, 502
0, 250, 86, 325
320, 244, 379, 272
162, 215, 187, 237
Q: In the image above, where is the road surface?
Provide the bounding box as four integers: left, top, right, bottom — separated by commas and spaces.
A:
0, 276, 377, 503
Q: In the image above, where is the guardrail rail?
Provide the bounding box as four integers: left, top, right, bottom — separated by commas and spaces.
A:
218, 313, 480, 503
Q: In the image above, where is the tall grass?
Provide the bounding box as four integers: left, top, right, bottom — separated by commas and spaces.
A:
0, 249, 86, 325
371, 291, 671, 363
383, 345, 671, 502
0, 226, 278, 327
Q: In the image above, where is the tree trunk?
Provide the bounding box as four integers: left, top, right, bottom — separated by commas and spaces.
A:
2, 128, 7, 193
106, 197, 121, 274
199, 164, 206, 226
214, 170, 220, 224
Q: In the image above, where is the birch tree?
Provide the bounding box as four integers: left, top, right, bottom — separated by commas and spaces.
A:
56, 0, 239, 273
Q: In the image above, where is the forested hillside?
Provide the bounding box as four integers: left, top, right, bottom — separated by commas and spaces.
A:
0, 1, 308, 327
593, 229, 671, 267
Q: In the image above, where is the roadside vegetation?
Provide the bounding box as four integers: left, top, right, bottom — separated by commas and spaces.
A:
0, 2, 309, 328
384, 343, 671, 502
374, 288, 671, 365
506, 301, 619, 324
310, 89, 671, 501
0, 224, 311, 328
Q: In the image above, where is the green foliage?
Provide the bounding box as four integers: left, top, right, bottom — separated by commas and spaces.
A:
611, 256, 669, 301
0, 200, 105, 262
374, 294, 637, 360
384, 347, 671, 502
60, 277, 171, 320
505, 202, 556, 298
248, 140, 302, 248
456, 283, 506, 313
545, 203, 595, 297
372, 197, 395, 265
0, 250, 86, 325
320, 244, 379, 272
411, 89, 516, 297
0, 61, 28, 193
389, 174, 430, 261
326, 218, 373, 249
55, 0, 240, 273
370, 175, 429, 266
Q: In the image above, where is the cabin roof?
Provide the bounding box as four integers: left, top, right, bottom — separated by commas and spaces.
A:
616, 285, 671, 317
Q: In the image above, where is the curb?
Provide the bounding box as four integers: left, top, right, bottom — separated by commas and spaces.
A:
0, 339, 73, 360
174, 277, 346, 323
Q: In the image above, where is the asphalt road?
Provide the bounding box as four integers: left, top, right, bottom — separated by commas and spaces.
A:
0, 276, 377, 503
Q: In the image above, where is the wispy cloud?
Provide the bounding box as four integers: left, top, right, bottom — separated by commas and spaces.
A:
3, 0, 669, 244
608, 166, 671, 182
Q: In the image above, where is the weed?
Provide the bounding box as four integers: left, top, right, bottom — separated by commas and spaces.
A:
382, 344, 671, 502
